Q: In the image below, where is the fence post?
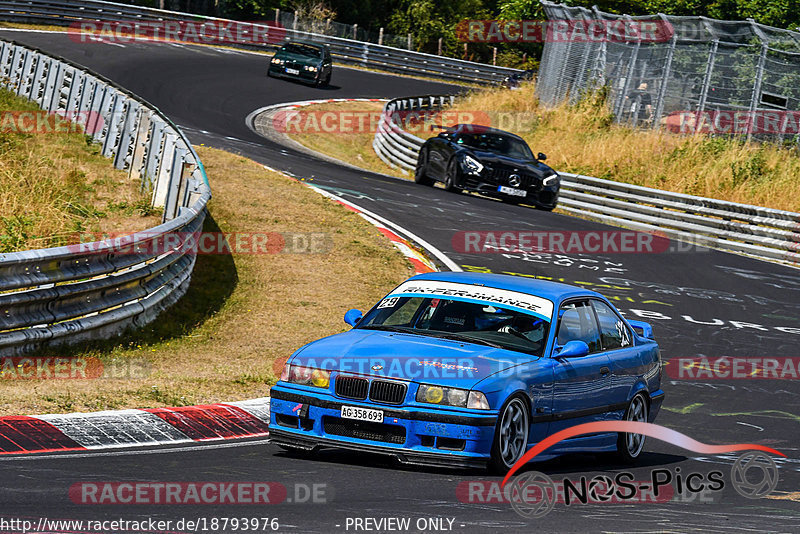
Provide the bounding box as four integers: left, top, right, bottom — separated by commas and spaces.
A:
292, 11, 298, 31
353, 24, 358, 40
652, 17, 677, 129
746, 37, 768, 142
379, 27, 383, 46
614, 16, 642, 123
438, 38, 442, 55
274, 8, 279, 24
408, 33, 412, 50
697, 39, 719, 117
492, 47, 497, 65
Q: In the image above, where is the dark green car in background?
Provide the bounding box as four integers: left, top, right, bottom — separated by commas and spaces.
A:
268, 41, 332, 87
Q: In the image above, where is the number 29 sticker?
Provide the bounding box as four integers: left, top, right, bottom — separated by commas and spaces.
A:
378, 297, 400, 309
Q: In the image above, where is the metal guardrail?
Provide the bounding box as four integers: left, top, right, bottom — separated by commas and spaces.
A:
0, 0, 521, 85
373, 95, 800, 266
0, 37, 211, 356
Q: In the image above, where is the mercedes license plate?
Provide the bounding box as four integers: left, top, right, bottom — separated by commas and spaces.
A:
498, 185, 526, 197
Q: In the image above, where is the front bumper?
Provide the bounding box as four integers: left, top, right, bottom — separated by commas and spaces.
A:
268, 385, 497, 469
268, 65, 321, 83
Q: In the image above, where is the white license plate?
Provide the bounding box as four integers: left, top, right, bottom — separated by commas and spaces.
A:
286, 68, 300, 75
498, 185, 527, 197
341, 405, 383, 423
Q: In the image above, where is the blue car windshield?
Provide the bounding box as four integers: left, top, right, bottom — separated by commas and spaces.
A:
358, 296, 551, 357
456, 133, 533, 160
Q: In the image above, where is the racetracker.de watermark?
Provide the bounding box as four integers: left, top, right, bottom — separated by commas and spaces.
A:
272, 109, 493, 135
667, 356, 800, 380
0, 111, 103, 135
0, 356, 149, 380
69, 481, 329, 505
664, 110, 800, 135
456, 19, 674, 43
68, 232, 332, 255
67, 19, 286, 45
453, 231, 679, 254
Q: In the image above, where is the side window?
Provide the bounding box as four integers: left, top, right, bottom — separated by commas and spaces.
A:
556, 301, 601, 354
592, 300, 631, 350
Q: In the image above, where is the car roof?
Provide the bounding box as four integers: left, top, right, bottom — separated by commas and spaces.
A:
408, 271, 598, 303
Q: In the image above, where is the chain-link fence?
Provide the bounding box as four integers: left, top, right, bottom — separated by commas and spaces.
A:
537, 1, 800, 145
276, 11, 412, 50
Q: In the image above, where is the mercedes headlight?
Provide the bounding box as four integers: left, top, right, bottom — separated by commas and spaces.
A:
281, 364, 330, 388
462, 155, 484, 175
543, 173, 559, 186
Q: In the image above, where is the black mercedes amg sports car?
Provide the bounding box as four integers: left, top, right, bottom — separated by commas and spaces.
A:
414, 125, 559, 210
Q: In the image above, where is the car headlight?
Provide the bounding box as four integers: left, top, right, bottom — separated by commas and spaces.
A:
304, 65, 319, 72
416, 384, 487, 408
543, 173, 559, 186
271, 57, 283, 64
462, 155, 484, 175
467, 391, 490, 410
281, 364, 330, 388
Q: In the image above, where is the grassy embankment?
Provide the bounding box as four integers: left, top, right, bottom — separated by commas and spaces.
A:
287, 84, 800, 212
0, 88, 159, 252
0, 90, 411, 414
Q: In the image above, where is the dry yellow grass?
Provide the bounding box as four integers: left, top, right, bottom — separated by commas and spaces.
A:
448, 83, 800, 212
285, 101, 408, 179
0, 146, 412, 415
0, 88, 159, 252
288, 83, 800, 212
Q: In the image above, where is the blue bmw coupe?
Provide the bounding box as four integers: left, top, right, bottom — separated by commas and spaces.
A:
269, 272, 664, 472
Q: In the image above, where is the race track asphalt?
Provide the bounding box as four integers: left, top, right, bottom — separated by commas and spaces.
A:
1, 30, 798, 533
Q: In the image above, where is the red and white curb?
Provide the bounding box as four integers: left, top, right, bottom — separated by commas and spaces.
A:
0, 399, 270, 455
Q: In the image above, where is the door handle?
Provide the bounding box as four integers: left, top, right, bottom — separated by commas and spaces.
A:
600, 366, 611, 376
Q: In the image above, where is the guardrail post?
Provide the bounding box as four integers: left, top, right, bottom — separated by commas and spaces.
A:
101, 92, 125, 159
164, 147, 187, 221
379, 27, 384, 46
129, 109, 152, 184
114, 100, 139, 170
144, 118, 166, 190
45, 61, 65, 112
407, 33, 412, 51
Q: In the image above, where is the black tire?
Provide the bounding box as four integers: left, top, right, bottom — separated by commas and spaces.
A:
489, 395, 530, 474
538, 204, 556, 212
414, 150, 435, 186
444, 159, 463, 193
316, 71, 331, 87
616, 393, 648, 463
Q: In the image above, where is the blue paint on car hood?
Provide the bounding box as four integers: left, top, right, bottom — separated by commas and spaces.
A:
290, 329, 539, 389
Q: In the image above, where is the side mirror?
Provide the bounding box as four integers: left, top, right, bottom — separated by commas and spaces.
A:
344, 308, 363, 327
628, 319, 654, 339
537, 152, 547, 161
555, 340, 589, 358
